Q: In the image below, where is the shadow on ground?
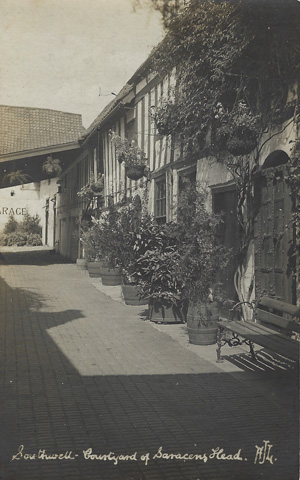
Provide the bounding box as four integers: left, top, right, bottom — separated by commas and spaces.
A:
0, 248, 72, 266
0, 264, 298, 480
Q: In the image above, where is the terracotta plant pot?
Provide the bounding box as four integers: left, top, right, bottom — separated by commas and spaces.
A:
187, 302, 219, 345
121, 284, 148, 306
101, 266, 122, 286
148, 299, 184, 324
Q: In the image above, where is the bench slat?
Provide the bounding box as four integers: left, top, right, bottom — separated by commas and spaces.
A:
259, 296, 300, 317
219, 319, 297, 346
256, 308, 300, 333
218, 320, 299, 361
238, 321, 298, 346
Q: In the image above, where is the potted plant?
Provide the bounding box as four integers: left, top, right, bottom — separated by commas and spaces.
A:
150, 98, 182, 136
91, 201, 123, 285
42, 156, 62, 176
78, 219, 103, 276
173, 181, 230, 344
213, 100, 260, 156
137, 247, 185, 323
90, 174, 104, 194
77, 173, 104, 200
131, 218, 185, 323
76, 257, 88, 270
111, 132, 147, 180
113, 200, 148, 305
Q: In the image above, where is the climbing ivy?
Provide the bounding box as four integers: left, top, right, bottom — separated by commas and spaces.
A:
152, 0, 300, 159
147, 0, 300, 302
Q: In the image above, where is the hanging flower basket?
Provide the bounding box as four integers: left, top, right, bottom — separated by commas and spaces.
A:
156, 121, 171, 136
42, 157, 62, 176
152, 99, 181, 136
226, 126, 258, 156
126, 165, 146, 181
90, 180, 104, 193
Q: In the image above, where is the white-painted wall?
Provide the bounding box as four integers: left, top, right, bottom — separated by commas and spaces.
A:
0, 178, 58, 248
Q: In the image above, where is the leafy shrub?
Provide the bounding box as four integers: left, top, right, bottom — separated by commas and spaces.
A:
19, 213, 42, 235
26, 233, 43, 246
171, 180, 230, 304
3, 215, 18, 234
15, 233, 27, 246
130, 216, 181, 302
80, 220, 103, 261
0, 214, 42, 246
131, 180, 230, 308
0, 234, 9, 246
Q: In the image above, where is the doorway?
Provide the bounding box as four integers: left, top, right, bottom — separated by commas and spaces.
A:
254, 151, 295, 303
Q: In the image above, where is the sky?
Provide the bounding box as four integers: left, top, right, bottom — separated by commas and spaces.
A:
0, 0, 164, 128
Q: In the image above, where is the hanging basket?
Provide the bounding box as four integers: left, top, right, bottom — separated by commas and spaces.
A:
43, 165, 55, 175
226, 126, 257, 156
125, 165, 146, 181
90, 181, 104, 193
156, 121, 170, 136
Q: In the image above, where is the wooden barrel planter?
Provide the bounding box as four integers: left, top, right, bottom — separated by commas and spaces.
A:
76, 258, 87, 270
101, 266, 122, 286
121, 284, 148, 306
149, 299, 184, 324
187, 302, 219, 345
87, 260, 104, 278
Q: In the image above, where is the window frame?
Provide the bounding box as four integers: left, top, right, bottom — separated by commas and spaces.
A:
154, 175, 167, 224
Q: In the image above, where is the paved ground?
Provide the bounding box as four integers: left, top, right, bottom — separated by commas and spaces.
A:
0, 247, 298, 480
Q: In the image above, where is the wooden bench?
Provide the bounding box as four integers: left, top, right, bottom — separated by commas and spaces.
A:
216, 296, 300, 363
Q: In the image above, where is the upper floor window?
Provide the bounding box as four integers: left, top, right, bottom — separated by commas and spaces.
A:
155, 176, 166, 224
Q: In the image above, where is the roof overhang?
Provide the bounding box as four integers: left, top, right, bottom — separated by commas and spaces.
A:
0, 141, 81, 163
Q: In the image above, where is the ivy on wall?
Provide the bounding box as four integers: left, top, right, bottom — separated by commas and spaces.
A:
152, 0, 300, 156
147, 0, 300, 302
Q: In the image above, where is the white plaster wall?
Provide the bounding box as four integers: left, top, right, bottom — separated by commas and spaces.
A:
259, 119, 297, 165
0, 179, 58, 247
0, 182, 41, 233
196, 157, 233, 210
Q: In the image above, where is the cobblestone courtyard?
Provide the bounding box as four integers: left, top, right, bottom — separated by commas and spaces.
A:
0, 248, 298, 480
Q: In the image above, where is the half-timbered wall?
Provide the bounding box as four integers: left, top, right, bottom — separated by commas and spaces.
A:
102, 72, 179, 223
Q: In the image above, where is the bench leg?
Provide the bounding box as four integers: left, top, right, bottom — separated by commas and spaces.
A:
249, 341, 256, 361
216, 326, 223, 363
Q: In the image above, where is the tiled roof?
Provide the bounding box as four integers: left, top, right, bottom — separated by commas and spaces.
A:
83, 83, 134, 139
0, 105, 85, 156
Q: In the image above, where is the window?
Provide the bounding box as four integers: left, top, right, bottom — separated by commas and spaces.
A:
155, 177, 166, 224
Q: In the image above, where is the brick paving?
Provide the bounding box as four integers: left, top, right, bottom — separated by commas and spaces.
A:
0, 248, 298, 480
